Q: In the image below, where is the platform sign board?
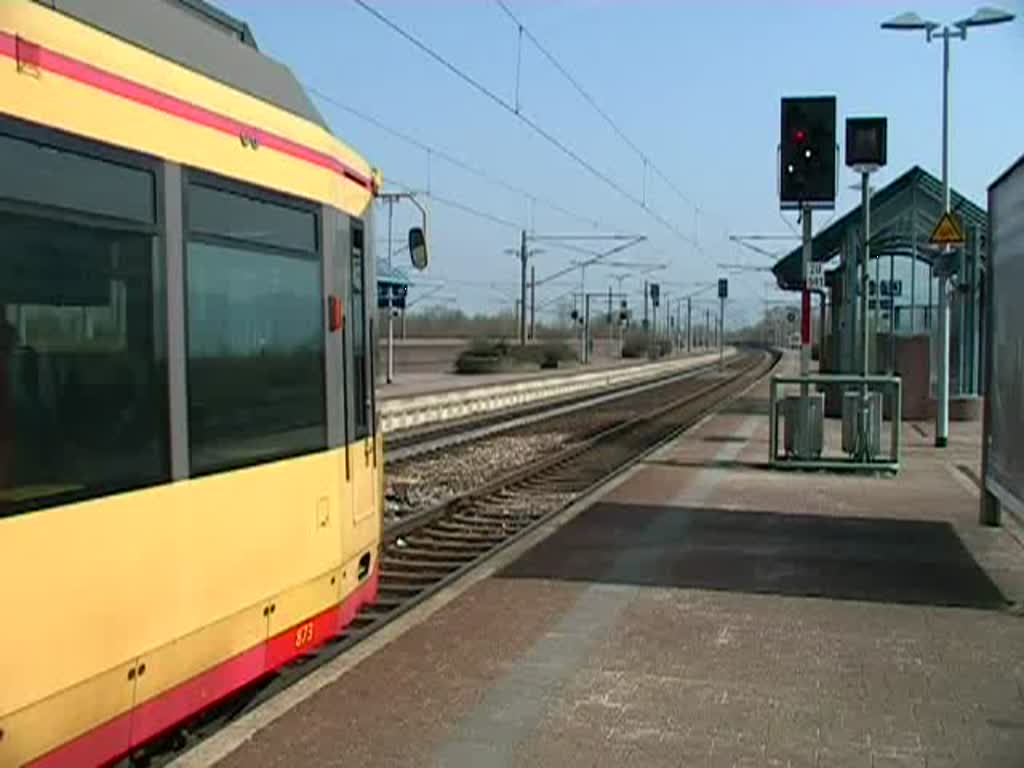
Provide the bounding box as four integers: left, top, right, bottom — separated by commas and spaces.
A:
377, 282, 408, 310
869, 279, 903, 297
880, 279, 902, 298
929, 211, 965, 246
806, 263, 825, 292
845, 117, 887, 170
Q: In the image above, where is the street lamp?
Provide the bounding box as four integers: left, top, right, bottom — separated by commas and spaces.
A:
881, 6, 1015, 448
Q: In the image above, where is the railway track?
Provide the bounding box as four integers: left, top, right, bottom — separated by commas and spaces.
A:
383, 354, 752, 521
140, 347, 778, 768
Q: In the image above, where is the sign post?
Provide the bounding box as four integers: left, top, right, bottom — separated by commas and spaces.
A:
929, 210, 965, 448
717, 278, 728, 369
649, 283, 660, 359
806, 262, 825, 292
779, 95, 837, 460
801, 206, 813, 387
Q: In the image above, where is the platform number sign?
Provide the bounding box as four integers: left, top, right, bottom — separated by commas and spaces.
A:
806, 263, 825, 292
718, 278, 728, 299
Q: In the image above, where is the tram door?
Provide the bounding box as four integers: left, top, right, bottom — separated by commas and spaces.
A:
348, 221, 376, 524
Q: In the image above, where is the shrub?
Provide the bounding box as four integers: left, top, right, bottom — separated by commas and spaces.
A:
621, 332, 672, 359
454, 338, 577, 373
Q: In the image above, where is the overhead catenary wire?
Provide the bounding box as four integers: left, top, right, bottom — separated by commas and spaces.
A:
492, 0, 734, 244
386, 175, 521, 230
308, 87, 602, 230
349, 0, 697, 249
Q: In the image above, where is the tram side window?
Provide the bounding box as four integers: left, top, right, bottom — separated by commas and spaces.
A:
0, 135, 167, 517
185, 178, 325, 474
350, 222, 370, 440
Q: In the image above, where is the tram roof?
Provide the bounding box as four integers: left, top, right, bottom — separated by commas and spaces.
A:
36, 0, 328, 129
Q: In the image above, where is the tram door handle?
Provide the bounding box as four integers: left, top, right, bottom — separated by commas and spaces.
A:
364, 403, 374, 462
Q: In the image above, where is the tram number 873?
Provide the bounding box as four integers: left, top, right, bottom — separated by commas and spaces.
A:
294, 621, 315, 649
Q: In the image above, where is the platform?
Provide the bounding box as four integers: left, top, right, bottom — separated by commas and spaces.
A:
187, 356, 1024, 768
377, 349, 730, 434
377, 349, 712, 401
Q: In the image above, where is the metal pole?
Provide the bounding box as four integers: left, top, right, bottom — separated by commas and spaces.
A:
519, 230, 528, 346
386, 198, 395, 384
958, 245, 966, 394
873, 243, 880, 356
719, 296, 725, 369
530, 264, 536, 340
651, 298, 657, 360
579, 264, 586, 361
801, 206, 812, 382
889, 251, 896, 373
910, 187, 917, 334
643, 280, 649, 329
607, 285, 613, 359
927, 265, 933, 329
676, 303, 681, 353
819, 291, 827, 370
799, 205, 813, 457
687, 297, 692, 353
584, 294, 591, 364
971, 228, 981, 393
861, 172, 871, 380
936, 29, 951, 447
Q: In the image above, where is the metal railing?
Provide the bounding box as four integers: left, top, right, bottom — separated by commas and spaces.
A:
768, 373, 902, 472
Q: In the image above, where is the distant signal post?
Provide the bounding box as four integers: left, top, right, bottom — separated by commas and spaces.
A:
779, 96, 837, 458
717, 278, 728, 369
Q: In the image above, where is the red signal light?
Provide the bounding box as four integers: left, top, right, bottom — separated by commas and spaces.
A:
794, 129, 807, 143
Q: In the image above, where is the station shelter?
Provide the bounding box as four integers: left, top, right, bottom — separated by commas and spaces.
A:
772, 166, 987, 420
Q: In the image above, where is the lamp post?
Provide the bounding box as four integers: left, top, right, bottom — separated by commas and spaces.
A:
881, 6, 1015, 447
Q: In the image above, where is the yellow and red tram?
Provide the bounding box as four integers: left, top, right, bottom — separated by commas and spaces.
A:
0, 1, 391, 764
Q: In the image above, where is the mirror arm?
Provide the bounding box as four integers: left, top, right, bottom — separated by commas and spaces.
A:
407, 195, 429, 238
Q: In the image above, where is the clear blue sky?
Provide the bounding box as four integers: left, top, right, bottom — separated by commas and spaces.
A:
219, 0, 1023, 325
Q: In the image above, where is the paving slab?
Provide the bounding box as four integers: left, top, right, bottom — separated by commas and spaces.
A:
211, 353, 1024, 768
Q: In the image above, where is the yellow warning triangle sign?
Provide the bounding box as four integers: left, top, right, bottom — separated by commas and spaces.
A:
930, 211, 965, 245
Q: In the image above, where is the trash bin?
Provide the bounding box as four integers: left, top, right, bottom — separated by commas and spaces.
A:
782, 393, 824, 460
842, 390, 882, 458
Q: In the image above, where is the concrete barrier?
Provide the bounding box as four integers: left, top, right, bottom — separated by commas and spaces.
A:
380, 348, 735, 433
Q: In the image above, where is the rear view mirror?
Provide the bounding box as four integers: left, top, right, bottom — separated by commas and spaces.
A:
408, 227, 428, 271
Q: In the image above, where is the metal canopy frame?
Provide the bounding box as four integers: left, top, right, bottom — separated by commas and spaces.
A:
771, 164, 987, 397
771, 165, 986, 291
